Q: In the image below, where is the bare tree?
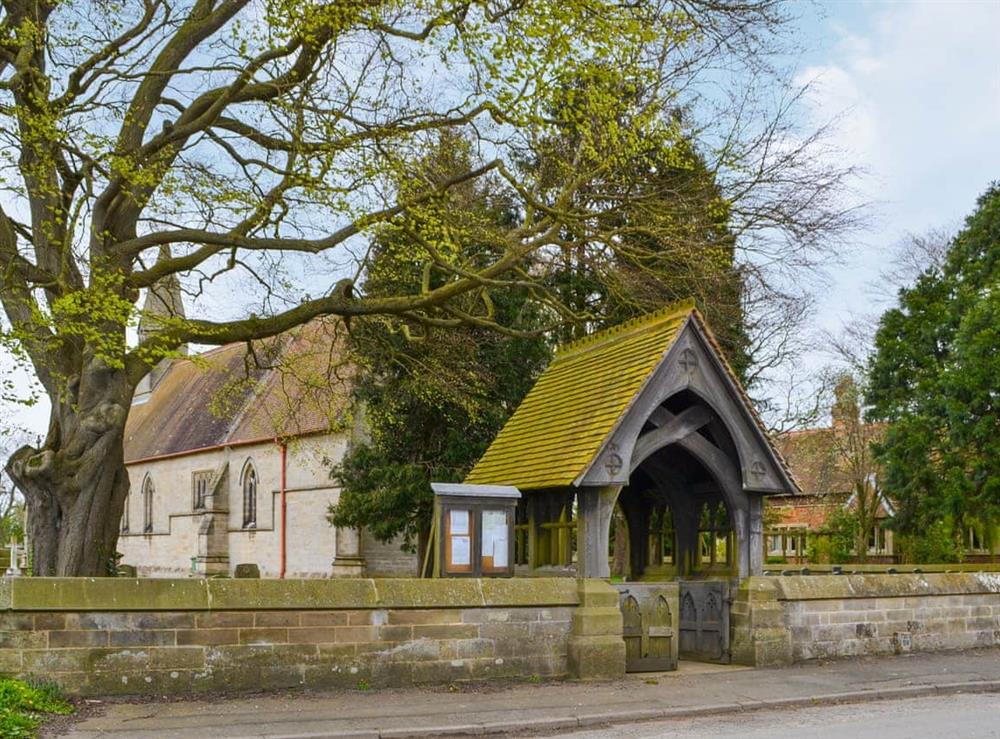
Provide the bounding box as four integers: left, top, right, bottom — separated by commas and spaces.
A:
0, 0, 859, 575
827, 371, 883, 562
876, 227, 954, 300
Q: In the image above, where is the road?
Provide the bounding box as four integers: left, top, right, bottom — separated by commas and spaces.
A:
549, 693, 1000, 739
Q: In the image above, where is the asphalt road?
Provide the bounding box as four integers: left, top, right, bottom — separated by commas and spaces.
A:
551, 693, 1000, 738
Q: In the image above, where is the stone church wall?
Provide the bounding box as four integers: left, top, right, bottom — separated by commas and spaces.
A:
361, 531, 419, 578
0, 577, 609, 696
120, 436, 344, 578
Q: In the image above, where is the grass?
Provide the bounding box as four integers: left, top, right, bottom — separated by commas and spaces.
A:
0, 678, 73, 738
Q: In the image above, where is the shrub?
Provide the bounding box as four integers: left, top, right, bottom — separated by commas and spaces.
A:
896, 519, 963, 564
0, 678, 72, 738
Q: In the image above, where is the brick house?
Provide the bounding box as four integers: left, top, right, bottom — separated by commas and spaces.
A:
767, 427, 895, 563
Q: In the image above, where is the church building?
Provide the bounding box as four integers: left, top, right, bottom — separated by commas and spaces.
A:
118, 265, 416, 578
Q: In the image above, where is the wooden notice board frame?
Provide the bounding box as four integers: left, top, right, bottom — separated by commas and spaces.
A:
431, 483, 521, 578
444, 508, 474, 575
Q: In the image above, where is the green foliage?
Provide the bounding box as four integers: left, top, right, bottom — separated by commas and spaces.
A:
867, 185, 1000, 545
534, 77, 750, 377
0, 678, 72, 738
329, 134, 551, 551
0, 503, 24, 546
895, 520, 963, 565
814, 507, 859, 564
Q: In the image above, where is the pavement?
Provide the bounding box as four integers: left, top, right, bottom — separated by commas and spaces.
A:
48, 647, 1000, 739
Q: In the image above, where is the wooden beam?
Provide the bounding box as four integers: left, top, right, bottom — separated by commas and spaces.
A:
630, 405, 714, 473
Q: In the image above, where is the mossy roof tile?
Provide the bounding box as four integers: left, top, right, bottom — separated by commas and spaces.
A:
466, 301, 694, 489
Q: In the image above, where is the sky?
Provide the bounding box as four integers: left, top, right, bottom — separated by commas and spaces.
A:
3, 1, 1000, 440
793, 0, 1000, 332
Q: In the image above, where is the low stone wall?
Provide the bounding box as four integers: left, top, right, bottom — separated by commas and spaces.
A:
733, 572, 1000, 666
0, 577, 621, 696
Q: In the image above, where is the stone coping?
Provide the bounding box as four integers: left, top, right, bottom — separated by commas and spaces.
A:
766, 563, 1000, 574
0, 577, 580, 612
749, 572, 1000, 601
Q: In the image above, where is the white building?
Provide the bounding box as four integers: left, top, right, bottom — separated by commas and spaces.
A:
118, 271, 415, 578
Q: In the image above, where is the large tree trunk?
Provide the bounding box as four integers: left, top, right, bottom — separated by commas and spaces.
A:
5, 360, 133, 577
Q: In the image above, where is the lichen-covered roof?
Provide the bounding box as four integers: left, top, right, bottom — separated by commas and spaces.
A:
465, 301, 695, 489
124, 318, 351, 463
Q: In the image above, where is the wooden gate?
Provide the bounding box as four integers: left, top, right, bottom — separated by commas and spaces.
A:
678, 580, 730, 663
614, 583, 678, 672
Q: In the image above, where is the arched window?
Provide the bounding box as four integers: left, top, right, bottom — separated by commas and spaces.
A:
242, 462, 257, 529
142, 476, 154, 533
121, 491, 130, 534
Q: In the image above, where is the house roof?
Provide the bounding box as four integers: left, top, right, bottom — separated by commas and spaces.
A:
774, 425, 886, 496
770, 424, 893, 530
124, 318, 351, 463
465, 300, 795, 491
774, 428, 846, 496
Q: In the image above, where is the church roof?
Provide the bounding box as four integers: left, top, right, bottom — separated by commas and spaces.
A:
124, 318, 351, 463
465, 300, 795, 491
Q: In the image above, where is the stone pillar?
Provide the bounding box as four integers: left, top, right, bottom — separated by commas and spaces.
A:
730, 578, 792, 667
567, 579, 626, 679
576, 485, 621, 579
194, 462, 229, 576
194, 514, 229, 576
331, 527, 366, 577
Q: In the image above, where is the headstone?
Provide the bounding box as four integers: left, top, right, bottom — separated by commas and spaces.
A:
118, 564, 137, 577
4, 542, 21, 577
234, 563, 261, 579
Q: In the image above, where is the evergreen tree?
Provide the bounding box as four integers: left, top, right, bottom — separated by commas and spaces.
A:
532, 68, 749, 375
867, 185, 1000, 551
329, 135, 551, 559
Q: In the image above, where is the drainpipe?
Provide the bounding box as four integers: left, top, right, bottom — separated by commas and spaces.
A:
279, 441, 288, 579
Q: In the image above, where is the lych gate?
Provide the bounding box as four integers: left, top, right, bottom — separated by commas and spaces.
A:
465, 300, 798, 669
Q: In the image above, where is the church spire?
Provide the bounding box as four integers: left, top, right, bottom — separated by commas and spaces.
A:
134, 246, 186, 405
137, 245, 185, 346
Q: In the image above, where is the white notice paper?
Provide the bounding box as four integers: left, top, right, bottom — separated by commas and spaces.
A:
482, 510, 508, 568
493, 537, 508, 568
450, 509, 470, 535
451, 535, 471, 566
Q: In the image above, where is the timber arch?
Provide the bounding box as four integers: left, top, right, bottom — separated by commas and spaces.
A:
466, 300, 798, 580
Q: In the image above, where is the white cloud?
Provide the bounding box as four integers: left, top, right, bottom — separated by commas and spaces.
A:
792, 1, 1000, 346
804, 2, 1000, 232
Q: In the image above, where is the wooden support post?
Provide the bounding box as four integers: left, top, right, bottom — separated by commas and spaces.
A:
576, 485, 621, 579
